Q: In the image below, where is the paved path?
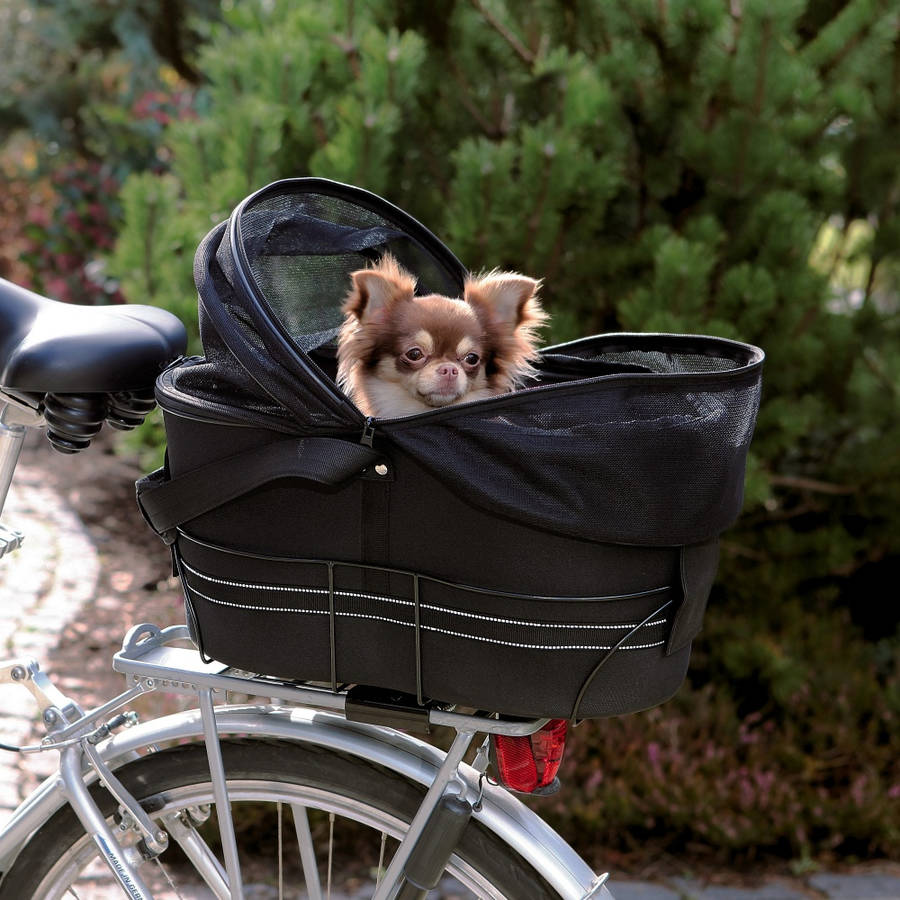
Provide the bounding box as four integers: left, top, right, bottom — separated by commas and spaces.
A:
0, 460, 100, 809
0, 460, 898, 898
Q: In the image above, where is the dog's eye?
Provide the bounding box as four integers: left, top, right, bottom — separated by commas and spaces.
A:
405, 348, 424, 361
463, 352, 480, 366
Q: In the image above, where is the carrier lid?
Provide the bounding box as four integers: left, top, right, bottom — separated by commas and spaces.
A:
193, 178, 466, 433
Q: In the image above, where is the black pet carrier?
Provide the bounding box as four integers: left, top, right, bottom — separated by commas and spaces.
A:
137, 177, 764, 720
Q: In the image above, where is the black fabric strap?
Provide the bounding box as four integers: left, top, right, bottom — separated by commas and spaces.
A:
136, 437, 381, 543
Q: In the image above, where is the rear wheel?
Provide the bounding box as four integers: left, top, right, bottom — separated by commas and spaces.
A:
0, 738, 558, 898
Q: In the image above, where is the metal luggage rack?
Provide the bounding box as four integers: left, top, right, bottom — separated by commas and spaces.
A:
112, 622, 551, 738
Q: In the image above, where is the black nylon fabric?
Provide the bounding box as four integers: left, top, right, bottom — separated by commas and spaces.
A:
382, 344, 761, 546
170, 177, 764, 548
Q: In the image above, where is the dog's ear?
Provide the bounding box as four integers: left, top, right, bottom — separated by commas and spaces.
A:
464, 271, 543, 327
345, 254, 416, 321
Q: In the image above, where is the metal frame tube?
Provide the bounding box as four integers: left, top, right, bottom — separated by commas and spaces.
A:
198, 688, 244, 900
0, 411, 26, 521
57, 745, 156, 900
371, 729, 476, 900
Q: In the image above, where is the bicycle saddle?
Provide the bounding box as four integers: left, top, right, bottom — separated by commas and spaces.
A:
0, 277, 186, 394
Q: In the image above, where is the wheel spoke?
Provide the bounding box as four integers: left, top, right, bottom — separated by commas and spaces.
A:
277, 801, 284, 900
375, 831, 388, 888
327, 812, 335, 899
152, 854, 188, 900
291, 803, 324, 900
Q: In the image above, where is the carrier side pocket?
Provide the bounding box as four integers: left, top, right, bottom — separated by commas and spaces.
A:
666, 538, 720, 655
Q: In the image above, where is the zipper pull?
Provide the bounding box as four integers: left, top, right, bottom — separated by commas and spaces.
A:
361, 416, 376, 447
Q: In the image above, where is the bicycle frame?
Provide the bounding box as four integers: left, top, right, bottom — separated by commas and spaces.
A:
0, 693, 610, 897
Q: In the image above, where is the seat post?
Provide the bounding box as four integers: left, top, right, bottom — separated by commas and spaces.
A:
0, 402, 28, 523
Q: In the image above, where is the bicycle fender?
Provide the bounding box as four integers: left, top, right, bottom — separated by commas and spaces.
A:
0, 705, 611, 899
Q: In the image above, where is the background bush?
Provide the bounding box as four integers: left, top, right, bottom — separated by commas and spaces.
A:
9, 0, 900, 873
0, 0, 216, 301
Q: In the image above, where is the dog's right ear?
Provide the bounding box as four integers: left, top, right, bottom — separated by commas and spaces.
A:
345, 254, 416, 321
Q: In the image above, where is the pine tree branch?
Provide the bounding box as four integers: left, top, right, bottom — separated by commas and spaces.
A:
728, 0, 743, 56
330, 34, 361, 79
544, 208, 572, 285
817, 18, 872, 81
469, 0, 534, 65
523, 146, 553, 261
860, 347, 898, 396
734, 14, 771, 195
769, 474, 856, 495
830, 542, 888, 577
861, 251, 880, 311
142, 196, 158, 301
310, 109, 329, 149
154, 0, 202, 84
448, 61, 500, 137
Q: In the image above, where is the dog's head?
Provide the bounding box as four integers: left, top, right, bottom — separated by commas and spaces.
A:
338, 254, 545, 417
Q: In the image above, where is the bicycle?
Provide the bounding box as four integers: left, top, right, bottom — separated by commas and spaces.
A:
0, 277, 613, 898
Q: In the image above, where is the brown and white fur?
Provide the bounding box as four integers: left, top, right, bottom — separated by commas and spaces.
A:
337, 254, 546, 418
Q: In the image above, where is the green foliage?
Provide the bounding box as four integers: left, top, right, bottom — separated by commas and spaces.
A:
107, 0, 900, 866
1, 0, 216, 303
0, 0, 218, 161
111, 172, 202, 334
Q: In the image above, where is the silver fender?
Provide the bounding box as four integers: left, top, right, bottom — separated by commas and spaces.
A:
0, 705, 612, 899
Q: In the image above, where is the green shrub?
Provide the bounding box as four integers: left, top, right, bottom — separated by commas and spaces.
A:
1, 0, 218, 303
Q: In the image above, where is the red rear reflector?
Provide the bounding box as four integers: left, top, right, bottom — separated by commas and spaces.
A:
491, 719, 569, 794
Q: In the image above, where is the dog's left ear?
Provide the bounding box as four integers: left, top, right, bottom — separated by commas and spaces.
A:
345, 254, 417, 322
464, 272, 543, 326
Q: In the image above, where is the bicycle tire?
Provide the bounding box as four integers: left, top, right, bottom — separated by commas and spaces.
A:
0, 738, 559, 899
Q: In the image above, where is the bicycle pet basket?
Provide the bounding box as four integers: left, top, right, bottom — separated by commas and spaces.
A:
137, 178, 764, 720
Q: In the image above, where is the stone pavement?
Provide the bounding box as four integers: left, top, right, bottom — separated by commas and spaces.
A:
0, 459, 100, 810
0, 457, 898, 899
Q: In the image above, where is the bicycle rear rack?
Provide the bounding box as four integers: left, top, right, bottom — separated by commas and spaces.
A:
112, 622, 549, 737
112, 622, 563, 900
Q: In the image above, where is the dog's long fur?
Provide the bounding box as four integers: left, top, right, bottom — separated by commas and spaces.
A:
337, 254, 546, 418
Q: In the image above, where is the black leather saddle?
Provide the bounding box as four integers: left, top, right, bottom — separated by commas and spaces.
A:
0, 278, 186, 394
0, 278, 187, 451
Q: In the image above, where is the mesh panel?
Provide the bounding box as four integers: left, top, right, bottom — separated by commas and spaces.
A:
254, 253, 361, 353
240, 188, 465, 356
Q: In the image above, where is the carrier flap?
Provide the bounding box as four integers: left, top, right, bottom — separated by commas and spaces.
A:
666, 538, 720, 655
136, 436, 381, 542
382, 334, 763, 547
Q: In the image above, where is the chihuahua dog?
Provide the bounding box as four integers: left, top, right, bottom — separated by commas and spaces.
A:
337, 254, 546, 418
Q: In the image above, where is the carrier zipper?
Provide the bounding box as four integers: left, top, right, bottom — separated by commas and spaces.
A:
361, 416, 376, 447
